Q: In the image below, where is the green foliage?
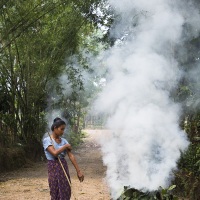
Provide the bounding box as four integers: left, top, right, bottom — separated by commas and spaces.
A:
171, 10, 200, 198
66, 130, 87, 148
178, 143, 200, 174
174, 168, 200, 200
173, 142, 200, 199
0, 0, 111, 171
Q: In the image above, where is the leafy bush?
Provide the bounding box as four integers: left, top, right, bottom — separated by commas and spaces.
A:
0, 147, 26, 171
173, 142, 200, 199
174, 169, 200, 200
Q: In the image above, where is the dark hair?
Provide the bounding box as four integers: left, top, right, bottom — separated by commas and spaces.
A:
51, 117, 66, 131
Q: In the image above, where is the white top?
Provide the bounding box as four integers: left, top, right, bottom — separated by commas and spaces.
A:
43, 136, 69, 160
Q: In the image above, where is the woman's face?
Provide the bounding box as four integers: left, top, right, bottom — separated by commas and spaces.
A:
54, 124, 66, 136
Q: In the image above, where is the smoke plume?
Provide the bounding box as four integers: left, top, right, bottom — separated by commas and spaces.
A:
94, 0, 200, 198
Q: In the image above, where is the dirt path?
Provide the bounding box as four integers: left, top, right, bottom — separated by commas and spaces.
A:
0, 130, 111, 200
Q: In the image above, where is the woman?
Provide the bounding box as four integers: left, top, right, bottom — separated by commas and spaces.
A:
43, 117, 84, 200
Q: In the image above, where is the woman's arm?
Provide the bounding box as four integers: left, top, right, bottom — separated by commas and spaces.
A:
67, 150, 84, 182
47, 144, 71, 157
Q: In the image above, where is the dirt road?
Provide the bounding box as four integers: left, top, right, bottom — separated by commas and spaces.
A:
0, 130, 111, 200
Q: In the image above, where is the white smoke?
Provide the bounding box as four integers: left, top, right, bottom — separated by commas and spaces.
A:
45, 109, 63, 130
94, 0, 200, 198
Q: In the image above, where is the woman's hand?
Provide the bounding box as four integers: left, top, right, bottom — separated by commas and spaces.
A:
65, 144, 72, 151
77, 170, 84, 182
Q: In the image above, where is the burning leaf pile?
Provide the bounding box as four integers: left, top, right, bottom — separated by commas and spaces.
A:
117, 185, 178, 200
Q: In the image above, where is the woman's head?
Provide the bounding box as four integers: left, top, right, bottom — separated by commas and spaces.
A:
51, 118, 66, 135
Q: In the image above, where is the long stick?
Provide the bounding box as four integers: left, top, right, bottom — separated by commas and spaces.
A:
48, 132, 77, 199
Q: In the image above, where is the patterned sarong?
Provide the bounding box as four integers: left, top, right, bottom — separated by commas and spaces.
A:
47, 158, 71, 200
